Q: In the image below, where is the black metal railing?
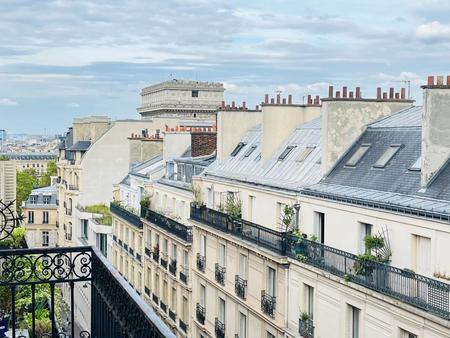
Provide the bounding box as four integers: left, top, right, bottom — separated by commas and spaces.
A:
136, 253, 142, 263
287, 236, 450, 320
152, 293, 159, 305
169, 309, 176, 322
196, 303, 205, 325
145, 247, 152, 258
191, 204, 287, 255
145, 286, 151, 296
123, 243, 128, 251
129, 247, 134, 256
261, 291, 276, 318
169, 260, 177, 276
112, 235, 117, 242
179, 319, 188, 333
160, 301, 167, 313
235, 275, 247, 300
141, 207, 193, 242
180, 270, 188, 284
0, 246, 175, 338
214, 318, 225, 338
299, 318, 314, 338
160, 255, 168, 269
152, 248, 160, 264
110, 203, 143, 229
215, 264, 226, 286
197, 253, 205, 272
118, 239, 123, 247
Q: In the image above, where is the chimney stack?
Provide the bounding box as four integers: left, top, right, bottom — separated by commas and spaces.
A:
282, 98, 287, 104
328, 86, 334, 98
355, 87, 361, 98
276, 94, 281, 104
288, 94, 293, 104
377, 87, 382, 99
265, 94, 269, 104
343, 86, 348, 98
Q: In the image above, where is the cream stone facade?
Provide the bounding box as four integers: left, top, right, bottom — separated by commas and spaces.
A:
0, 153, 56, 176
0, 159, 16, 210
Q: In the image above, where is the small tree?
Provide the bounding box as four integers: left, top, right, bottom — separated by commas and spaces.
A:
280, 204, 295, 231
224, 194, 242, 218
192, 183, 203, 205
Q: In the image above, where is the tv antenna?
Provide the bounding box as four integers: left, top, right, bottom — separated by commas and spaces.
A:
394, 80, 411, 99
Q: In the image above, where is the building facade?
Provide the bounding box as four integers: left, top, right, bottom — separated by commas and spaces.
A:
0, 153, 56, 176
0, 159, 16, 211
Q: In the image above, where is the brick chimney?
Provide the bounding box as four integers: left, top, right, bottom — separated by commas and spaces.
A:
191, 132, 217, 157
322, 85, 414, 173
421, 75, 450, 186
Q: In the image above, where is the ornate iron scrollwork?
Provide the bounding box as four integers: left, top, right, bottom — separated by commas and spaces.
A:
0, 200, 23, 241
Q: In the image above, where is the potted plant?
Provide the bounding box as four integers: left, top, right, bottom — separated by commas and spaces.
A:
224, 194, 242, 219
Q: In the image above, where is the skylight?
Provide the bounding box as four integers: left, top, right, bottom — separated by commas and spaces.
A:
230, 142, 246, 157
410, 156, 421, 171
297, 146, 316, 162
345, 144, 371, 166
255, 153, 261, 161
278, 145, 296, 161
244, 145, 257, 157
374, 145, 402, 168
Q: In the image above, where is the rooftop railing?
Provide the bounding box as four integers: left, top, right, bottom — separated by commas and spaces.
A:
110, 202, 143, 229
141, 207, 193, 242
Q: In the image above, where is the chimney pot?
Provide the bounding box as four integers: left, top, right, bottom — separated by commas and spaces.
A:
328, 86, 334, 98
282, 98, 287, 104
427, 75, 434, 86
395, 92, 400, 99
255, 105, 259, 110
437, 75, 444, 85
389, 88, 394, 99
383, 92, 387, 99
288, 94, 293, 104
221, 101, 225, 108
447, 75, 450, 86
265, 94, 269, 104
276, 94, 281, 104
355, 87, 361, 98
315, 95, 320, 105
270, 98, 275, 104
349, 91, 354, 98
336, 91, 341, 98
377, 87, 382, 99
401, 88, 406, 99
232, 101, 236, 108
242, 101, 246, 109
343, 86, 348, 98
307, 94, 312, 104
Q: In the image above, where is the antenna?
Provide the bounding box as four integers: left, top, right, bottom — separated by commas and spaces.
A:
394, 80, 411, 99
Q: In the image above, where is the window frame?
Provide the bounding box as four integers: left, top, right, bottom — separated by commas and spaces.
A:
373, 144, 402, 168
345, 144, 371, 167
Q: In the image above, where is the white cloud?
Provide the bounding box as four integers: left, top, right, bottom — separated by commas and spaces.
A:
67, 102, 80, 108
416, 21, 450, 42
377, 72, 422, 85
0, 98, 17, 106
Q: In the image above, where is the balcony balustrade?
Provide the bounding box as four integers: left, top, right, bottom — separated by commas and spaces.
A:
196, 303, 205, 325
136, 253, 142, 263
299, 317, 314, 338
152, 293, 159, 305
179, 319, 188, 333
197, 253, 206, 272
145, 286, 151, 296
169, 309, 176, 322
141, 207, 193, 242
153, 247, 160, 264
110, 202, 143, 229
145, 247, 152, 258
235, 275, 247, 300
180, 270, 188, 284
160, 301, 167, 313
169, 260, 177, 276
214, 318, 225, 338
261, 291, 276, 318
215, 263, 226, 286
160, 254, 168, 269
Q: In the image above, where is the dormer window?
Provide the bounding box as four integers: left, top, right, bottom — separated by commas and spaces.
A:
297, 146, 316, 162
278, 146, 296, 161
346, 144, 371, 167
374, 145, 402, 168
43, 196, 51, 205
410, 156, 421, 171
30, 195, 37, 204
231, 142, 246, 157
244, 145, 257, 157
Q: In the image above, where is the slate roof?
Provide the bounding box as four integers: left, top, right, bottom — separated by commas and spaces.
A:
24, 185, 58, 207
1, 153, 57, 160
67, 141, 91, 151
302, 106, 450, 221
203, 117, 322, 191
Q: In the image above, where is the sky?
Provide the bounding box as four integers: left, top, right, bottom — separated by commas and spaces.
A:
1, 0, 450, 134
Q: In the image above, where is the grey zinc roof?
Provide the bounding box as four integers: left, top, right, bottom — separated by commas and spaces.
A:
67, 141, 91, 151
1, 153, 57, 160
204, 117, 322, 191
24, 185, 58, 207
302, 105, 450, 221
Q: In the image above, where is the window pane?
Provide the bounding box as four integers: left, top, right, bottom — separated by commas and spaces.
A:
244, 145, 257, 157
374, 145, 401, 168
278, 145, 296, 161
346, 144, 370, 166
231, 142, 246, 156
297, 146, 316, 162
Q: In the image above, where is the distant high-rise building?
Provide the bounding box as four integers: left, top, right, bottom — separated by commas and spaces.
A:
0, 159, 17, 211
0, 129, 7, 141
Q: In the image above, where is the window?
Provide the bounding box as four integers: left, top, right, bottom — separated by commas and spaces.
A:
239, 254, 247, 279
278, 145, 296, 161
207, 188, 214, 208
28, 211, 34, 224
218, 243, 226, 267
400, 328, 418, 338
248, 196, 256, 223
374, 145, 402, 168
183, 250, 189, 271
182, 296, 188, 321
231, 142, 246, 157
218, 297, 225, 323
146, 229, 152, 248
42, 231, 49, 247
99, 234, 107, 257
349, 305, 360, 338
163, 280, 168, 303
137, 271, 142, 292
42, 211, 49, 224
410, 156, 421, 171
346, 144, 370, 166
200, 234, 206, 256
172, 243, 177, 261
200, 284, 206, 306
30, 195, 37, 204
146, 267, 151, 290
163, 238, 168, 256
297, 146, 316, 162
359, 222, 372, 254
43, 196, 51, 204
239, 312, 247, 338
314, 212, 325, 244
267, 332, 275, 338
255, 153, 261, 162
244, 145, 257, 157
81, 219, 88, 239
192, 90, 199, 97
413, 235, 431, 275
305, 284, 314, 319
267, 267, 276, 297
171, 287, 177, 310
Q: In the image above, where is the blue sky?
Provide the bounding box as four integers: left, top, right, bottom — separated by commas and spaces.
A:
1, 0, 450, 134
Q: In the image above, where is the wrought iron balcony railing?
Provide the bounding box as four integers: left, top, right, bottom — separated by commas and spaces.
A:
136, 253, 142, 263
141, 207, 193, 242
179, 319, 188, 333
215, 263, 226, 286
235, 275, 247, 300
160, 254, 168, 269
153, 248, 160, 263
169, 259, 177, 276
169, 309, 176, 322
145, 247, 152, 258
299, 317, 314, 338
197, 253, 206, 272
261, 290, 276, 318
196, 303, 205, 325
0, 246, 175, 338
153, 293, 159, 305
190, 204, 287, 255
180, 269, 188, 284
160, 301, 167, 313
145, 286, 151, 296
110, 202, 143, 229
214, 318, 225, 338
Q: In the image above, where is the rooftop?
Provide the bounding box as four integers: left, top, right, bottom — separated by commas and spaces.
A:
140, 79, 224, 94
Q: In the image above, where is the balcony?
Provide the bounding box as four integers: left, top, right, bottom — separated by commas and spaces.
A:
145, 247, 152, 257
153, 293, 159, 305
160, 254, 168, 269
66, 208, 73, 216
141, 207, 193, 242
235, 275, 247, 300
261, 291, 276, 317
215, 263, 226, 286
169, 309, 176, 322
145, 286, 151, 296
160, 301, 167, 313
136, 253, 142, 263
153, 247, 160, 263
0, 246, 174, 338
129, 247, 134, 256
197, 253, 206, 272
196, 303, 205, 325
179, 319, 188, 333
299, 317, 314, 338
180, 269, 188, 284
118, 239, 123, 247
214, 318, 225, 338
190, 204, 287, 255
169, 259, 177, 276
110, 202, 143, 229
123, 243, 129, 251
